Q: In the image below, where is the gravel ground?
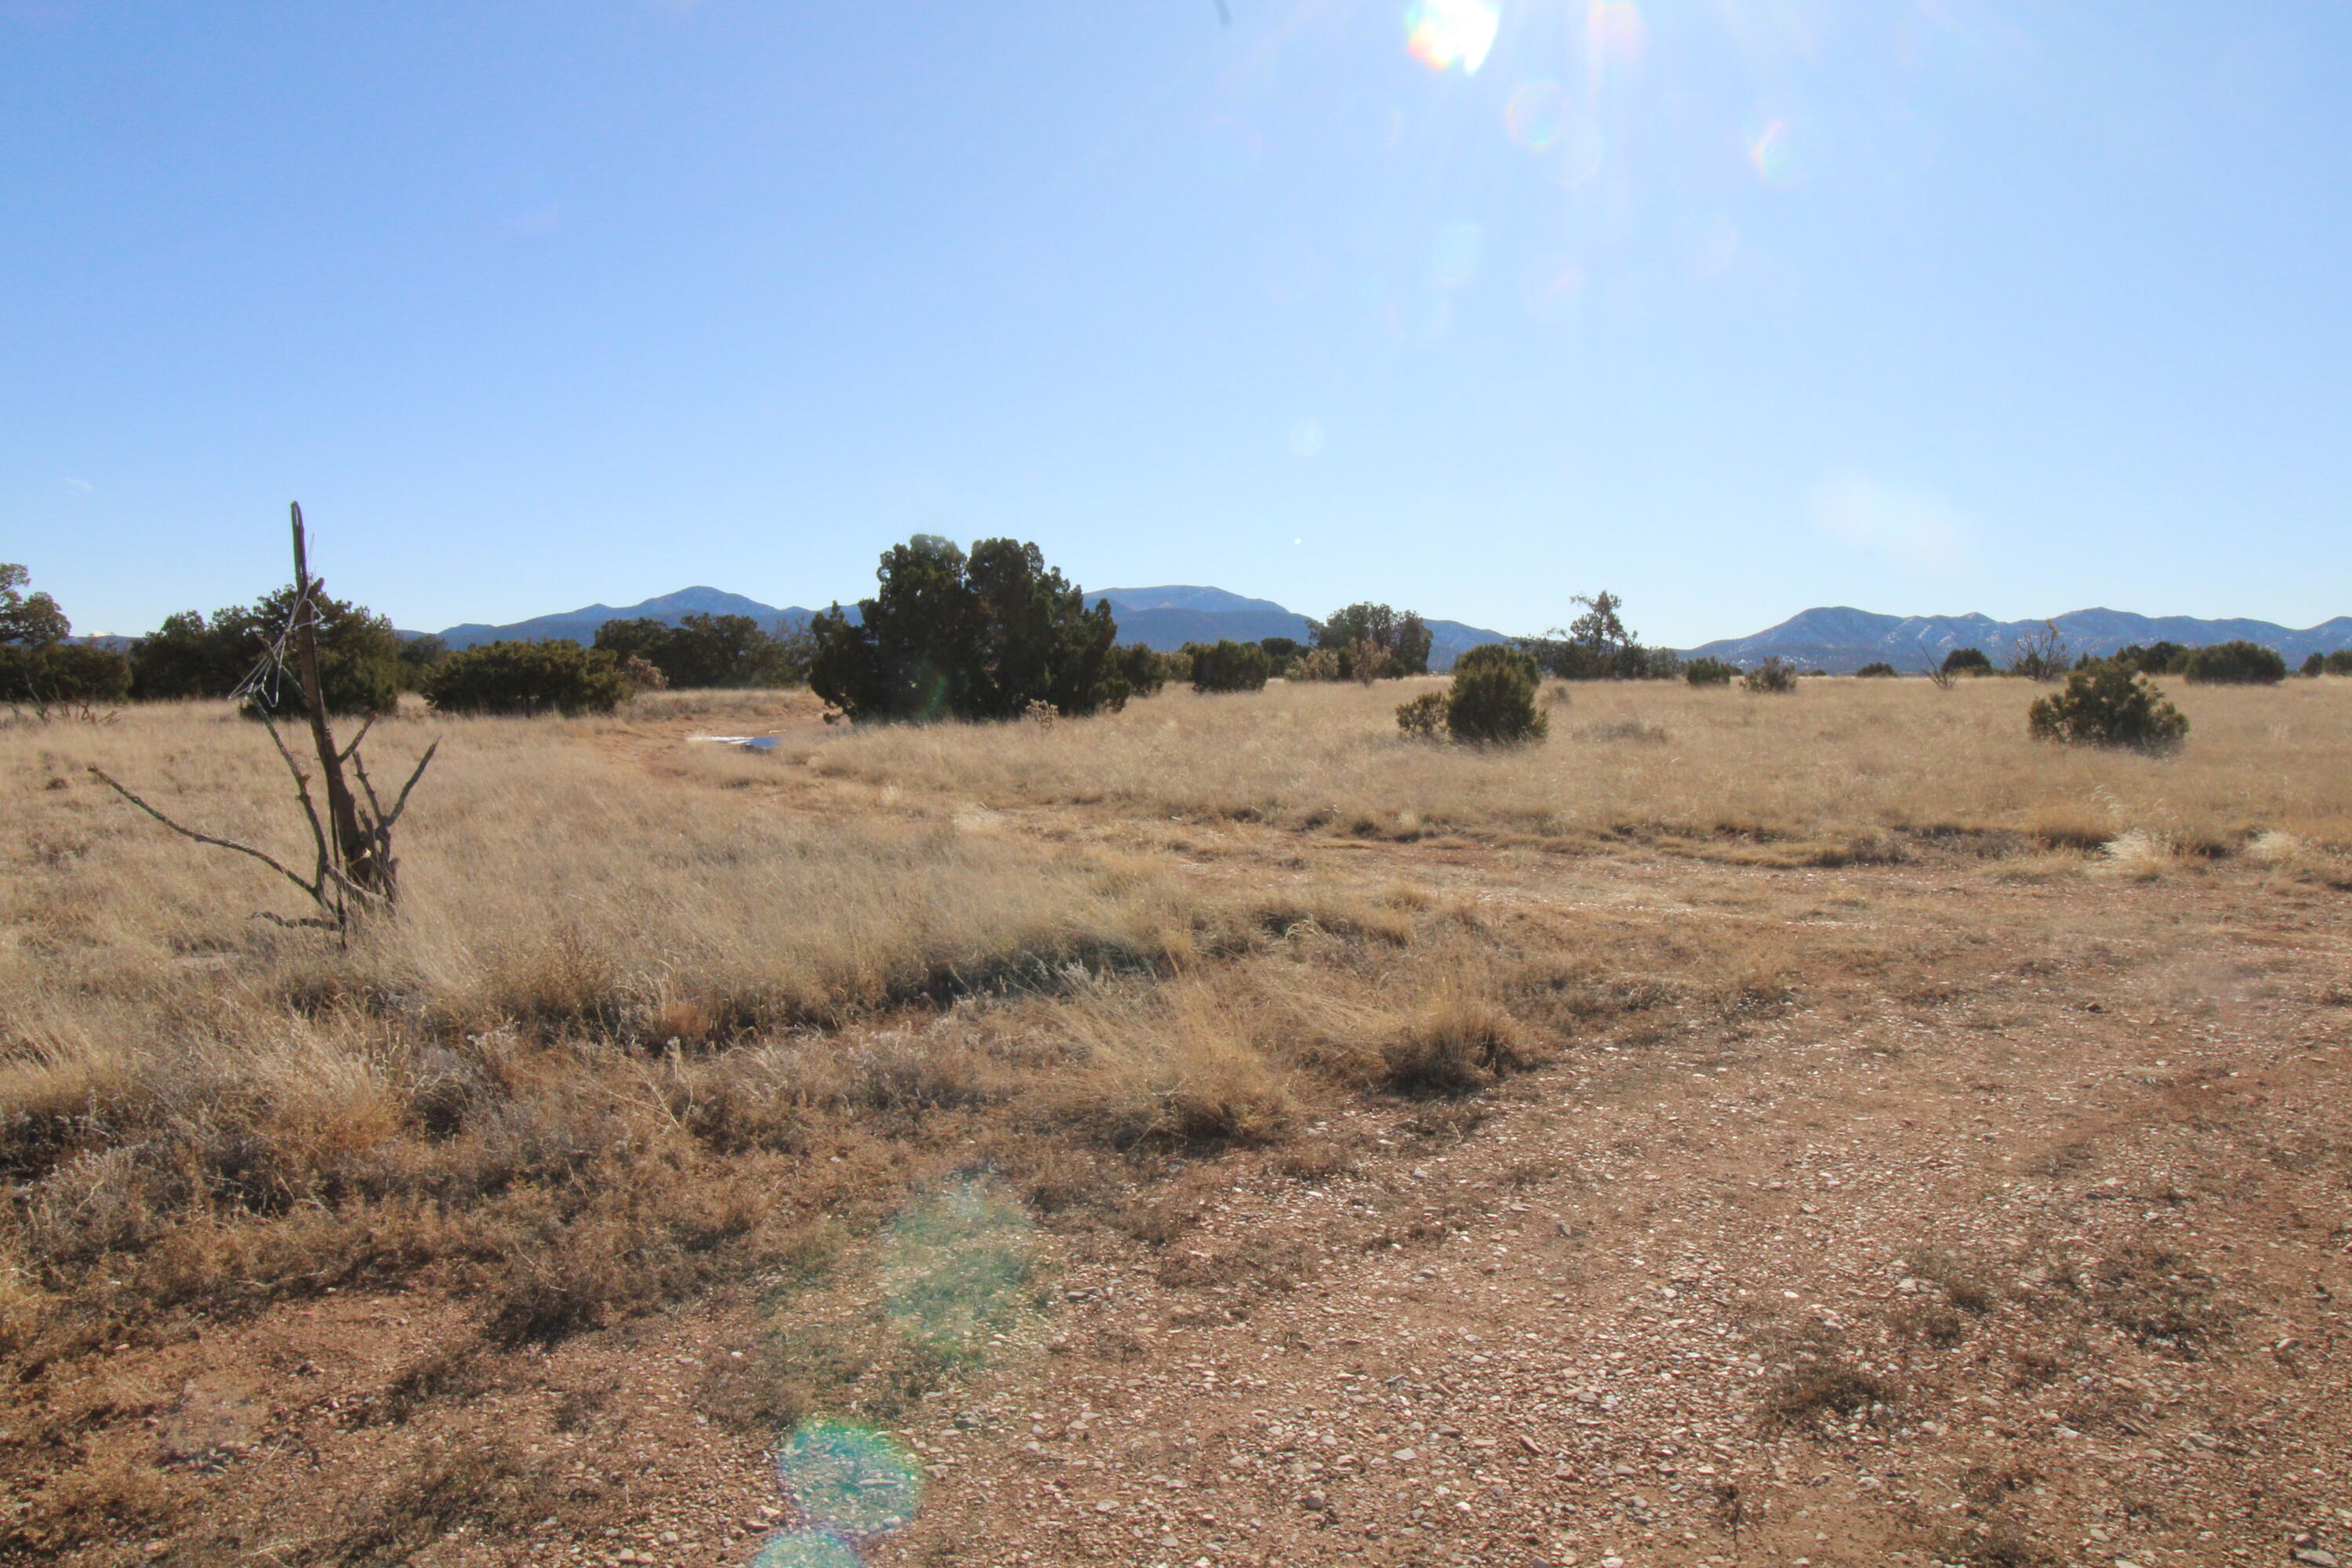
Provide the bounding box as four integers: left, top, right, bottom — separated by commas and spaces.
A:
10, 851, 2347, 1568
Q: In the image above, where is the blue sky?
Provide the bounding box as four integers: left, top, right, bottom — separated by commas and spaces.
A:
6, 1, 2348, 644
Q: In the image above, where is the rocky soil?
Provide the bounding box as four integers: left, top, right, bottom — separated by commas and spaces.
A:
7, 846, 2347, 1568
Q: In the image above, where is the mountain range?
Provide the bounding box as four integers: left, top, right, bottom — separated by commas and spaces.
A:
1682, 607, 2352, 672
423, 590, 2352, 675
429, 585, 1514, 669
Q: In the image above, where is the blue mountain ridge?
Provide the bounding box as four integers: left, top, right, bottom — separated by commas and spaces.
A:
1684, 606, 2352, 672
427, 585, 1515, 669
421, 592, 2352, 674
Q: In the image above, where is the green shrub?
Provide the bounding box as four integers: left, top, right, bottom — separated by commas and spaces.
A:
396, 633, 450, 690
2303, 652, 2326, 677
1187, 639, 1272, 694
1515, 590, 1676, 680
1940, 648, 1992, 677
129, 583, 403, 714
2027, 662, 2187, 751
1445, 644, 1547, 744
1394, 690, 1447, 739
2181, 640, 2286, 685
809, 536, 1126, 720
2113, 641, 2187, 676
423, 640, 634, 716
1742, 657, 1797, 694
1, 642, 132, 706
593, 613, 808, 689
2328, 650, 2352, 677
1855, 662, 1898, 678
1683, 657, 1734, 687
1116, 642, 1169, 697
0, 564, 131, 708
1307, 604, 1431, 678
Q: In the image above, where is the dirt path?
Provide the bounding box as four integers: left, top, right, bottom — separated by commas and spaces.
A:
858, 859, 2352, 1568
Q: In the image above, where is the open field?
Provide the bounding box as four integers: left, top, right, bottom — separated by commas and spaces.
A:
4, 676, 2350, 1568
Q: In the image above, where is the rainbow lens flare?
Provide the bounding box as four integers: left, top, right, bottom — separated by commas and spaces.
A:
880, 1174, 1036, 1360
776, 1421, 923, 1542
748, 1532, 864, 1568
1747, 118, 1800, 186
1405, 0, 1497, 74
1504, 81, 1566, 150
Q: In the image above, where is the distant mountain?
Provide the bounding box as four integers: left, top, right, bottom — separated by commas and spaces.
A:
436, 584, 1513, 669
434, 587, 822, 651
1087, 587, 1508, 668
1091, 586, 1295, 618
1685, 607, 2352, 673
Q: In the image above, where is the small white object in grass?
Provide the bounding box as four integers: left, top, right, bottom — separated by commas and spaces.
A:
688, 735, 778, 750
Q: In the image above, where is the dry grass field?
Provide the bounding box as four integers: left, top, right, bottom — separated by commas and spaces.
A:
3, 675, 2349, 1568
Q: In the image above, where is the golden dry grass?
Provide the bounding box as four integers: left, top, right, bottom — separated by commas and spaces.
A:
0, 681, 2343, 1348
4, 677, 2348, 1559
791, 674, 2352, 858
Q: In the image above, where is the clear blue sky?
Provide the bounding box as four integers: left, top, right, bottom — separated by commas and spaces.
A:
7, 2, 2348, 644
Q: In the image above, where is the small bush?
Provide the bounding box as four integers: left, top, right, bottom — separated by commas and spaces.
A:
1940, 648, 1992, 677
2027, 662, 2187, 750
1445, 644, 1547, 744
1117, 642, 1171, 697
423, 640, 634, 716
1854, 662, 1897, 678
2304, 652, 2326, 677
1394, 690, 1446, 739
1186, 639, 1272, 693
1684, 657, 1734, 687
2328, 649, 2352, 676
2113, 641, 2187, 676
1742, 657, 1797, 694
2182, 639, 2286, 685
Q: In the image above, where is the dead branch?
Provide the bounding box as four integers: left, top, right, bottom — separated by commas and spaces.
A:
91, 502, 439, 937
86, 767, 324, 906
380, 740, 438, 829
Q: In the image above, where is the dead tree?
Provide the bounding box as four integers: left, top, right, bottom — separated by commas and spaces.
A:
90, 503, 437, 934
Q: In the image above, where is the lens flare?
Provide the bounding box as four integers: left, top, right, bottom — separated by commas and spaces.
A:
1747, 118, 1800, 186
1586, 0, 1645, 62
776, 1421, 923, 1542
748, 1532, 864, 1568
1504, 82, 1566, 150
880, 1174, 1036, 1360
1404, 0, 1497, 74
1431, 221, 1483, 290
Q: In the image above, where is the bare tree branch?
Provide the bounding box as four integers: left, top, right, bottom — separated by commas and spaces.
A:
86, 767, 322, 905
95, 503, 438, 938
337, 713, 376, 764
381, 740, 439, 830
259, 713, 335, 888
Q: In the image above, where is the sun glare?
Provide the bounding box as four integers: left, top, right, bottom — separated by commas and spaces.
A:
1405, 0, 1500, 74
